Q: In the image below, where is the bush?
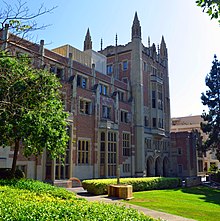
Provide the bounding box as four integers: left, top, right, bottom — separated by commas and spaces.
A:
0, 168, 25, 179
0, 179, 156, 221
0, 179, 77, 200
82, 177, 181, 195
0, 168, 12, 179
210, 171, 220, 183
15, 169, 25, 179
208, 164, 218, 173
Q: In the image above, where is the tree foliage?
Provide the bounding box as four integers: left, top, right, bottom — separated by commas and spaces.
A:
0, 52, 69, 175
196, 0, 220, 22
201, 55, 220, 160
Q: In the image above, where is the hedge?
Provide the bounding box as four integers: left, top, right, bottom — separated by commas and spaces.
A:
210, 171, 220, 183
0, 168, 25, 179
82, 177, 181, 195
0, 179, 157, 221
0, 179, 78, 200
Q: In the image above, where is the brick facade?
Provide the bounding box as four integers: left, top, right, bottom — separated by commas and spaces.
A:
0, 13, 173, 181
171, 131, 198, 177
171, 115, 220, 177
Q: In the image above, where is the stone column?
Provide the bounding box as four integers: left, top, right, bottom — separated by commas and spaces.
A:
1, 24, 9, 50
131, 37, 145, 176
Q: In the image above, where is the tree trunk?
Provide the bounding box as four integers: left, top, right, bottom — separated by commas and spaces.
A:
11, 139, 20, 176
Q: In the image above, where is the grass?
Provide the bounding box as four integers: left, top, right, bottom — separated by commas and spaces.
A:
126, 186, 220, 221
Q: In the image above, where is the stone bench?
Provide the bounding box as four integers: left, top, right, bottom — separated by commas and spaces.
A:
108, 184, 133, 200
54, 180, 72, 188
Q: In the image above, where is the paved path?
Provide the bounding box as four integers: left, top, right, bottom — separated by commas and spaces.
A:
67, 187, 196, 221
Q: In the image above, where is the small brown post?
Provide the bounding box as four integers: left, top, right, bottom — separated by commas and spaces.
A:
117, 166, 120, 184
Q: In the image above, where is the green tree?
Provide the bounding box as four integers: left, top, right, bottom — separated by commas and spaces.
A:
201, 55, 220, 161
196, 0, 220, 22
0, 52, 69, 176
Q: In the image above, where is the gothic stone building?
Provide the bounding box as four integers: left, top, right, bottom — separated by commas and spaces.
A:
0, 13, 171, 181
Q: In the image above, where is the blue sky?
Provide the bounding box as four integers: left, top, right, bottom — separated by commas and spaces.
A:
4, 0, 220, 117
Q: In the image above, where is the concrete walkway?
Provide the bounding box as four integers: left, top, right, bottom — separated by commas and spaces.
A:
67, 187, 196, 221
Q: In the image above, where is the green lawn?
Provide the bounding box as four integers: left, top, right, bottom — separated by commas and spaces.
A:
126, 186, 220, 221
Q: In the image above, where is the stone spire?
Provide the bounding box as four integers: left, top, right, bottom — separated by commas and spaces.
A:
131, 12, 141, 40
114, 33, 119, 79
160, 35, 168, 58
100, 38, 103, 51
161, 35, 166, 47
84, 28, 92, 51
115, 33, 118, 46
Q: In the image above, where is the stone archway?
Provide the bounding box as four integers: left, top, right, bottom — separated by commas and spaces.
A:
146, 156, 154, 177
163, 157, 169, 177
155, 157, 162, 177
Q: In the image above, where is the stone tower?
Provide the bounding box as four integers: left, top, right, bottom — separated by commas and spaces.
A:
98, 12, 171, 178
160, 36, 170, 133
84, 28, 92, 51
131, 12, 145, 176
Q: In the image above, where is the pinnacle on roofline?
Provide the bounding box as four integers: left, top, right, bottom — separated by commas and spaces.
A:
132, 12, 141, 40
84, 27, 92, 51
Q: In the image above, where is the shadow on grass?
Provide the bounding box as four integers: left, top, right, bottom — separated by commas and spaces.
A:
72, 188, 121, 201
179, 186, 220, 205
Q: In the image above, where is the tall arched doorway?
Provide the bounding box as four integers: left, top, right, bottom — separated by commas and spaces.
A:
163, 157, 169, 177
155, 157, 162, 176
146, 156, 154, 177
